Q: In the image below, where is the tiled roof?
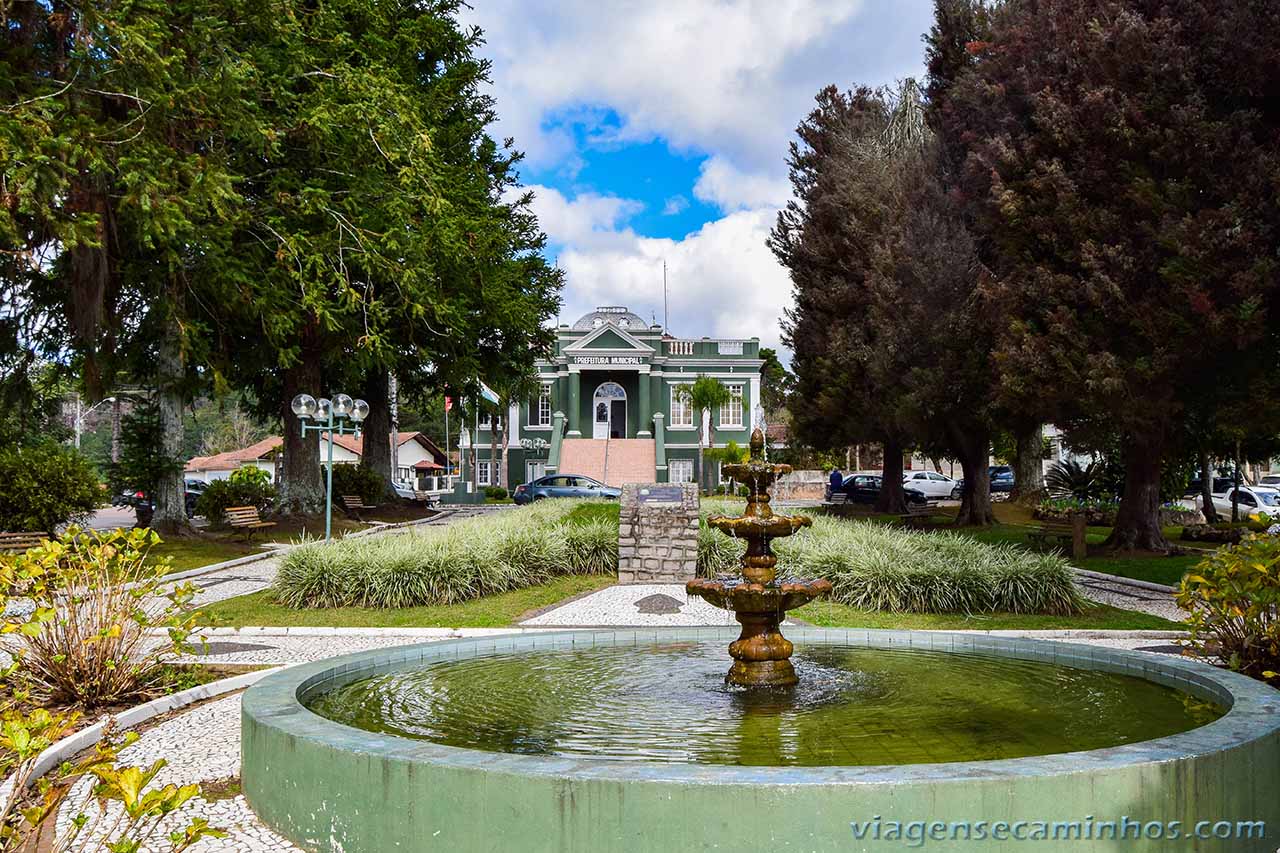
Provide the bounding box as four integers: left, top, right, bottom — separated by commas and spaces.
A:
185, 431, 444, 472
184, 436, 282, 472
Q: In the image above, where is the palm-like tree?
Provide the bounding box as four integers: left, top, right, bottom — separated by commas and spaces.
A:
677, 376, 734, 494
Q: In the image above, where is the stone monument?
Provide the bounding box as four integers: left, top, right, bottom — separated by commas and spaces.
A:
617, 482, 699, 583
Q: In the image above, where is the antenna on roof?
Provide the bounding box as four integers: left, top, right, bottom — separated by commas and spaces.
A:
662, 259, 669, 332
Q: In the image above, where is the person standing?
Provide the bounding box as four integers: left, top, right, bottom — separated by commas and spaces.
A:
829, 467, 844, 499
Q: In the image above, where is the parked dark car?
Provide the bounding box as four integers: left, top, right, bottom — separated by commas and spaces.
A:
950, 471, 1014, 499
512, 474, 621, 505
1183, 476, 1237, 498
113, 479, 207, 518
840, 474, 929, 506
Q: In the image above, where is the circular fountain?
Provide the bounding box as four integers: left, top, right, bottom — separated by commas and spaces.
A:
240, 433, 1280, 851
686, 427, 829, 686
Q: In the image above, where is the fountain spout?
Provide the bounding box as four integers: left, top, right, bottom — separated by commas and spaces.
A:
686, 428, 831, 687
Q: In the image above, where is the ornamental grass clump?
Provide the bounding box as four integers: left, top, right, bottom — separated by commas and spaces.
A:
1178, 534, 1280, 685
274, 500, 618, 609
697, 512, 1084, 615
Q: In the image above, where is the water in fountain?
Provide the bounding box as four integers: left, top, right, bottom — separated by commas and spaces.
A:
305, 641, 1223, 766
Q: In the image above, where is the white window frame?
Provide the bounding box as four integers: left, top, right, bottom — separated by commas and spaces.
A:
719, 383, 744, 428
669, 459, 694, 483
717, 340, 744, 355
477, 460, 491, 486
669, 383, 693, 428
535, 384, 552, 427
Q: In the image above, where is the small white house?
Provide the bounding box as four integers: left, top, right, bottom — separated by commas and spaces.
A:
184, 432, 445, 485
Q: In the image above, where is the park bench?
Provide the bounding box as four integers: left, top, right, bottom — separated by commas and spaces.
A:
826, 492, 848, 505
1026, 523, 1074, 549
1025, 516, 1088, 559
412, 490, 441, 508
225, 506, 276, 541
340, 495, 376, 521
897, 504, 935, 528
0, 531, 49, 555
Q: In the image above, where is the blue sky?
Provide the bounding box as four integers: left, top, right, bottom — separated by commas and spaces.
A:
462, 1, 936, 355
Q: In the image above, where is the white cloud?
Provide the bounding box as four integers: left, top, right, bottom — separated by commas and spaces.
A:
518, 185, 644, 251
693, 156, 793, 212
661, 195, 689, 216
554, 208, 791, 353
461, 0, 928, 173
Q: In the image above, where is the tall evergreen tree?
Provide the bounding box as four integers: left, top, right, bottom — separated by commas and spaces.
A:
945, 0, 1280, 550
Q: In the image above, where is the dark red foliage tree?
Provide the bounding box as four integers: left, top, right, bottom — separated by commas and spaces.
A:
945, 0, 1280, 550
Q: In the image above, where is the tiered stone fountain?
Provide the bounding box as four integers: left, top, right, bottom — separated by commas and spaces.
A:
686, 428, 832, 687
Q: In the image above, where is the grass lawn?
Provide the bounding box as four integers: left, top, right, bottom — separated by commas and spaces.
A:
793, 600, 1183, 631
200, 573, 616, 628
149, 538, 261, 573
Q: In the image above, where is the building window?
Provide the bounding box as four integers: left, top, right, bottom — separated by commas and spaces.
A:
669, 460, 694, 483
717, 340, 743, 355
536, 384, 552, 426
720, 383, 744, 428
670, 384, 693, 427
477, 460, 491, 486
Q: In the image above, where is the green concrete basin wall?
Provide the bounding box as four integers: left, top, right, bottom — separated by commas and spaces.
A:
241, 629, 1280, 852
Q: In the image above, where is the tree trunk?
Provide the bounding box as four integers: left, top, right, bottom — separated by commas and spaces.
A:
110, 396, 122, 464
1198, 450, 1219, 523
279, 356, 324, 515
1103, 437, 1169, 552
358, 371, 396, 503
951, 426, 994, 527
1010, 423, 1046, 504
152, 303, 189, 535
388, 373, 400, 487
874, 436, 908, 514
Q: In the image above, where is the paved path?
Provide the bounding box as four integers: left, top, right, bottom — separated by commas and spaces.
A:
1075, 572, 1183, 621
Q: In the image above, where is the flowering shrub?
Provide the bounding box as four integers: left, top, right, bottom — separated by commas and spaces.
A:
11, 527, 201, 705
1178, 534, 1280, 685
0, 529, 219, 851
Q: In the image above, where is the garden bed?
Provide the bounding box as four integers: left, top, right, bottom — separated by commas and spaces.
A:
272, 500, 617, 609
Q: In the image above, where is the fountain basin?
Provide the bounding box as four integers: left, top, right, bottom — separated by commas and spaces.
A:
242, 628, 1280, 853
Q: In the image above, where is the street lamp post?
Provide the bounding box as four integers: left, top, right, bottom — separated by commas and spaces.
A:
290, 393, 369, 542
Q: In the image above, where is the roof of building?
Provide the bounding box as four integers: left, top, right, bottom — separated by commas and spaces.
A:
184, 436, 282, 472
185, 431, 444, 472
570, 306, 650, 331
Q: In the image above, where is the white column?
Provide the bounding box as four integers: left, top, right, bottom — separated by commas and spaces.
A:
749, 374, 762, 431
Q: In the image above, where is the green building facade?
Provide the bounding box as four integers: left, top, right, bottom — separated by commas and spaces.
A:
471, 306, 763, 490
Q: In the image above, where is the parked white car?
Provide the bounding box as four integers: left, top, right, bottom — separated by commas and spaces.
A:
902, 470, 957, 499
1260, 474, 1280, 487
1193, 485, 1280, 519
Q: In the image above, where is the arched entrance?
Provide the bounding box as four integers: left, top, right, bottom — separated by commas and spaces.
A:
592, 382, 627, 439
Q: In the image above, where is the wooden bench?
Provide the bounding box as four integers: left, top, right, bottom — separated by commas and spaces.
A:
1026, 517, 1089, 560
412, 491, 441, 508
0, 531, 49, 555
826, 492, 848, 505
897, 505, 935, 528
1026, 523, 1075, 549
225, 506, 276, 540
340, 495, 376, 521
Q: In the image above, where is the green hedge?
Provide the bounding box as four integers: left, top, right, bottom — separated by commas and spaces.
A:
698, 500, 1084, 615
0, 442, 101, 533
196, 467, 276, 526
274, 499, 617, 609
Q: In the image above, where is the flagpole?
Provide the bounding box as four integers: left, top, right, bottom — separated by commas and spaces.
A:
444, 396, 450, 488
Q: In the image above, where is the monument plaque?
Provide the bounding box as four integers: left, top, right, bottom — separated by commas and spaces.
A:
617, 482, 699, 584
